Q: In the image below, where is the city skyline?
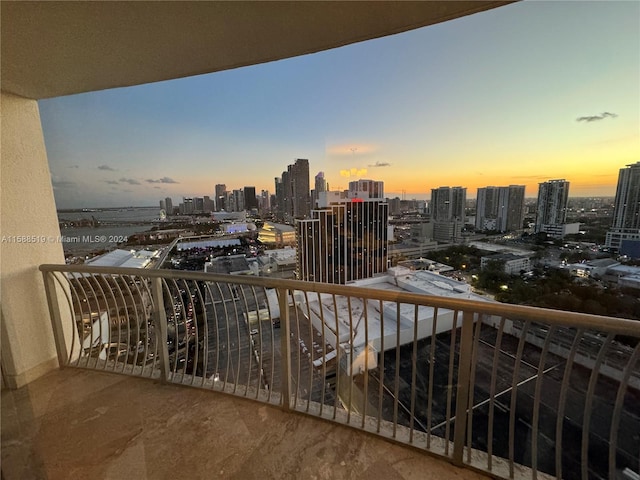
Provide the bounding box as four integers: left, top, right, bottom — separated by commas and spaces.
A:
40, 1, 639, 209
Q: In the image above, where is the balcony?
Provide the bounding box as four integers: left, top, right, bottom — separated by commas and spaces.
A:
2, 264, 637, 480
1, 368, 487, 480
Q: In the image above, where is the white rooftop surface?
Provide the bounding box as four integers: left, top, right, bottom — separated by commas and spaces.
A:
469, 241, 534, 256
85, 249, 159, 269
301, 267, 491, 374
607, 264, 640, 276
261, 247, 297, 265
619, 274, 640, 288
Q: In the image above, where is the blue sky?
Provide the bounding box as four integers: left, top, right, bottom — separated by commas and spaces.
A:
41, 1, 640, 209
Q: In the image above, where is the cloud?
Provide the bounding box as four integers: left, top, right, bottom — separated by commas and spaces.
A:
105, 180, 119, 185
368, 161, 391, 168
576, 112, 618, 123
146, 177, 179, 184
68, 165, 79, 169
119, 177, 141, 185
98, 164, 116, 171
340, 168, 368, 178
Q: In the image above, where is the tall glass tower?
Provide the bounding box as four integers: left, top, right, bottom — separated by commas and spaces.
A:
606, 162, 640, 250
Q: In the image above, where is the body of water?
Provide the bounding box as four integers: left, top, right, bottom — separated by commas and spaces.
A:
58, 207, 162, 256
58, 207, 160, 224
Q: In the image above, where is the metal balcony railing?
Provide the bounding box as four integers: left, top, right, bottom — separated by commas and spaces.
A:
39, 264, 640, 480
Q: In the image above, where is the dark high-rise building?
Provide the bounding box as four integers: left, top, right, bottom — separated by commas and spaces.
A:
165, 197, 173, 216
476, 185, 525, 232
275, 158, 310, 222
182, 197, 194, 214
606, 162, 640, 250
290, 158, 310, 219
243, 186, 257, 210
430, 186, 466, 222
534, 179, 569, 233
215, 184, 226, 211
274, 176, 284, 220
296, 195, 388, 284
259, 189, 270, 212
203, 196, 214, 212
282, 170, 292, 221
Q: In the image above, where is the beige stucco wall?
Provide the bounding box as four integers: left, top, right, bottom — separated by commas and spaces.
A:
1, 91, 64, 388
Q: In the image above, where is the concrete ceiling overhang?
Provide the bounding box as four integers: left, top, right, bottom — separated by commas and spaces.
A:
1, 1, 513, 100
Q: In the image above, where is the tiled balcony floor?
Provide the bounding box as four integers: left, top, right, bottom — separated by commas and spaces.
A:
2, 368, 487, 480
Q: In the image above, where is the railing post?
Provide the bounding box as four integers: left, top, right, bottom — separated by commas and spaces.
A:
452, 310, 475, 466
151, 277, 170, 383
41, 270, 72, 367
277, 287, 292, 411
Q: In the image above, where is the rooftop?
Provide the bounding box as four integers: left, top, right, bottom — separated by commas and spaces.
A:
260, 222, 296, 233
1, 368, 486, 480
85, 248, 159, 269
303, 268, 488, 373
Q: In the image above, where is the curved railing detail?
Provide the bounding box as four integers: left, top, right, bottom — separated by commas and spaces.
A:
40, 264, 640, 480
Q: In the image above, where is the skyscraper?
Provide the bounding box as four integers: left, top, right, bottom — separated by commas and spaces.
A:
430, 186, 466, 221
476, 185, 525, 232
274, 176, 284, 219
297, 188, 388, 284
348, 179, 384, 199
312, 171, 328, 208
214, 184, 226, 211
165, 197, 173, 216
229, 189, 244, 212
203, 196, 214, 212
430, 186, 466, 242
243, 186, 257, 210
290, 158, 310, 219
275, 159, 310, 222
606, 162, 640, 250
315, 171, 328, 194
534, 179, 569, 234
259, 190, 270, 212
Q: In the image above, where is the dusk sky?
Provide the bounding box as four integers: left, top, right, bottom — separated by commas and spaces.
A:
40, 1, 639, 209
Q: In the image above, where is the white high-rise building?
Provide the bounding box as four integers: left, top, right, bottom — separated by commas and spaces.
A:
606, 162, 640, 250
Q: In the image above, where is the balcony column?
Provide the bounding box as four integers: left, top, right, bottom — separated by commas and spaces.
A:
1, 91, 66, 388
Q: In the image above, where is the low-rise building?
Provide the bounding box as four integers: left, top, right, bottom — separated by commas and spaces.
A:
603, 264, 640, 288
258, 222, 296, 246
481, 252, 531, 276
296, 267, 487, 374
564, 258, 619, 279
538, 222, 580, 239
85, 248, 160, 269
